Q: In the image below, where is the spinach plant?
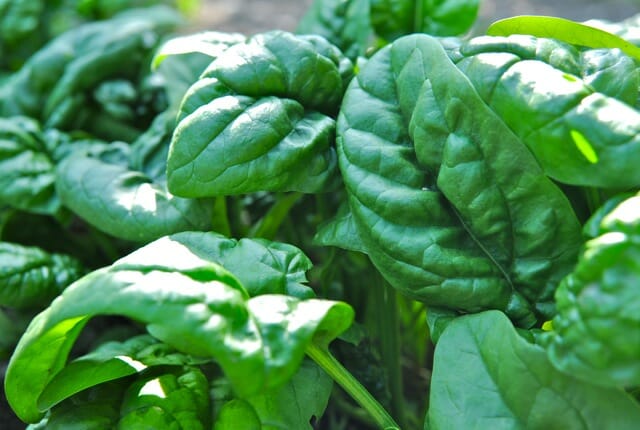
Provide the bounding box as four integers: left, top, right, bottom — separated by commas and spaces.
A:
1, 1, 640, 429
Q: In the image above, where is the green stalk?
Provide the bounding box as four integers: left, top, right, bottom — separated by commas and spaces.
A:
372, 278, 406, 428
306, 343, 401, 430
248, 192, 303, 239
210, 196, 231, 237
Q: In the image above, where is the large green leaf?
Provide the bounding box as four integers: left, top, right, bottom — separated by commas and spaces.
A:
337, 34, 581, 326
452, 33, 640, 187
56, 152, 213, 242
5, 233, 353, 422
427, 311, 640, 429
167, 31, 353, 197
0, 241, 83, 309
544, 192, 640, 387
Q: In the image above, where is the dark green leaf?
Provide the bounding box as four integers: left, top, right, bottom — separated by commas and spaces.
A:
37, 335, 206, 411
427, 311, 640, 429
453, 34, 640, 187
337, 34, 581, 326
544, 193, 640, 387
0, 241, 83, 309
167, 31, 354, 197
297, 0, 373, 59
56, 153, 213, 242
487, 15, 640, 61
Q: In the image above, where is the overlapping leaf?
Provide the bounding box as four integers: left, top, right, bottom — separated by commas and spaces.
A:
427, 311, 640, 429
544, 192, 640, 387
167, 31, 354, 197
0, 242, 83, 309
5, 233, 353, 422
336, 34, 581, 326
452, 33, 640, 187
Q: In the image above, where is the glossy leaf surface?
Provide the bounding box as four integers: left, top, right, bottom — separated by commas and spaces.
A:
167, 31, 353, 197
428, 311, 640, 429
5, 233, 353, 422
337, 34, 581, 326
545, 193, 640, 387
0, 242, 83, 309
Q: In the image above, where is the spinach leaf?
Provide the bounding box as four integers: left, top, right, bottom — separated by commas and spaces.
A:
5, 233, 353, 422
56, 152, 213, 242
453, 33, 640, 188
297, 0, 373, 60
337, 34, 581, 326
427, 311, 640, 429
167, 31, 353, 197
544, 193, 640, 387
37, 334, 206, 411
166, 231, 316, 298
0, 242, 83, 309
0, 6, 180, 141
0, 117, 62, 215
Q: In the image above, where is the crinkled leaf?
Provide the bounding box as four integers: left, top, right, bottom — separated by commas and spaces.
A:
0, 242, 83, 309
370, 0, 479, 39
167, 231, 316, 298
296, 0, 373, 60
0, 6, 180, 136
118, 365, 210, 429
337, 34, 581, 326
214, 399, 261, 430
56, 153, 213, 242
427, 311, 640, 429
487, 15, 640, 61
167, 31, 354, 197
37, 334, 206, 411
544, 193, 640, 387
452, 34, 640, 187
152, 32, 246, 111
244, 358, 333, 429
5, 234, 353, 422
0, 116, 60, 214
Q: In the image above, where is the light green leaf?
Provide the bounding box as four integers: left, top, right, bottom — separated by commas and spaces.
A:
427, 311, 640, 429
453, 34, 640, 187
5, 234, 353, 422
487, 15, 640, 61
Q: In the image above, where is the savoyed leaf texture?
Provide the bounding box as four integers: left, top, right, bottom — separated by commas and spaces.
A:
544, 192, 640, 387
167, 31, 353, 196
337, 34, 582, 326
427, 311, 640, 429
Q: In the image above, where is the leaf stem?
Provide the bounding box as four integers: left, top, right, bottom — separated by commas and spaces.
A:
306, 343, 401, 430
248, 192, 303, 239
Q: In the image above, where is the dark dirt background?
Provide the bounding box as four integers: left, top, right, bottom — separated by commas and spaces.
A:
193, 0, 640, 35
3, 1, 640, 429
